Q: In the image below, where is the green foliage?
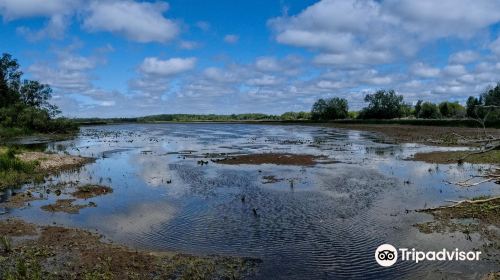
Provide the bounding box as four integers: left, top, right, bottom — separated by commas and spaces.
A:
438, 101, 465, 118
138, 113, 279, 122
311, 97, 348, 120
418, 102, 441, 119
0, 147, 40, 189
414, 100, 423, 117
358, 89, 405, 119
0, 53, 76, 138
465, 84, 500, 120
466, 96, 481, 118
481, 83, 500, 106
281, 111, 310, 120
0, 236, 12, 253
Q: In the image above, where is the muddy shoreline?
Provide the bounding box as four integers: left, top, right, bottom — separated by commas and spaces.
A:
0, 219, 259, 279
325, 123, 500, 146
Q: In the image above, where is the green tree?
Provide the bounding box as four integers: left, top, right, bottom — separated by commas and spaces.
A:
20, 80, 60, 117
419, 102, 441, 119
481, 83, 500, 106
466, 96, 481, 118
0, 53, 22, 108
438, 101, 465, 118
414, 100, 423, 117
311, 97, 348, 120
358, 89, 405, 119
0, 53, 75, 136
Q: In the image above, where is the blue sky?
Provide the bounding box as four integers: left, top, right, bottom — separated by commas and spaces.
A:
1, 0, 500, 117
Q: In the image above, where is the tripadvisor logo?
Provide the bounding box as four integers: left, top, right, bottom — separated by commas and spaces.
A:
375, 244, 482, 267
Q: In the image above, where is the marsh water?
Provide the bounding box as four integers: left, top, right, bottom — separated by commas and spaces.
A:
2, 123, 499, 279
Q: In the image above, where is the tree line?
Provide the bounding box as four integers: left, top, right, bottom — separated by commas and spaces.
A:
0, 53, 76, 137
308, 86, 500, 121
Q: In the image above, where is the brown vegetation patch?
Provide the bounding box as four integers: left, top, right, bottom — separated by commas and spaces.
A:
0, 220, 259, 279
0, 219, 37, 236
329, 123, 500, 146
16, 152, 94, 173
0, 191, 41, 208
412, 150, 500, 164
414, 197, 500, 246
216, 153, 321, 166
417, 197, 500, 225
72, 185, 113, 199
41, 199, 96, 214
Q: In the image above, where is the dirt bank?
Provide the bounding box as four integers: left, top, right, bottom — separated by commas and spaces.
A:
17, 152, 93, 173
411, 150, 500, 164
215, 153, 322, 166
0, 150, 94, 190
328, 123, 500, 146
0, 219, 259, 279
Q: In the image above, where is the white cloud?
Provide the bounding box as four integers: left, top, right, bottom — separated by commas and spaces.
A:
269, 0, 500, 67
383, 0, 500, 39
224, 34, 239, 43
449, 50, 480, 64
314, 50, 392, 65
255, 57, 282, 72
443, 64, 467, 77
139, 57, 196, 76
83, 1, 179, 43
196, 21, 210, 31
410, 63, 441, 78
247, 75, 282, 86
16, 14, 68, 40
179, 40, 199, 50
490, 37, 500, 56
0, 0, 78, 20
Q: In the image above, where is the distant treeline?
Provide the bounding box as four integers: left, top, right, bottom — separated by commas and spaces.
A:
76, 86, 500, 126
310, 86, 500, 122
0, 53, 77, 138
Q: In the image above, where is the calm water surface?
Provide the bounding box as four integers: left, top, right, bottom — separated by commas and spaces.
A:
1, 123, 499, 279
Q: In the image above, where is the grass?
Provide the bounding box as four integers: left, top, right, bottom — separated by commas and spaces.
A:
0, 236, 12, 253
0, 147, 40, 190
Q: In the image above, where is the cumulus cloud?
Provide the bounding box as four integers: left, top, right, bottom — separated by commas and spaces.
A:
449, 50, 480, 64
490, 37, 500, 56
410, 63, 441, 78
224, 34, 239, 43
0, 0, 78, 20
83, 1, 179, 43
16, 14, 68, 40
269, 0, 500, 66
138, 57, 196, 76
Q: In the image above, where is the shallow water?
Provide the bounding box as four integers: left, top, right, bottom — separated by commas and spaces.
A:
2, 123, 499, 279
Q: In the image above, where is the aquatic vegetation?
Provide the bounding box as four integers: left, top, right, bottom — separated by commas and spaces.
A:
72, 185, 113, 199
40, 199, 96, 214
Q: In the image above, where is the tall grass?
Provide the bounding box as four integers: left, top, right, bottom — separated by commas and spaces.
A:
0, 147, 38, 189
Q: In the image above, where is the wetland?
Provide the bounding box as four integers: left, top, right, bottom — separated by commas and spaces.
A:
0, 123, 499, 279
